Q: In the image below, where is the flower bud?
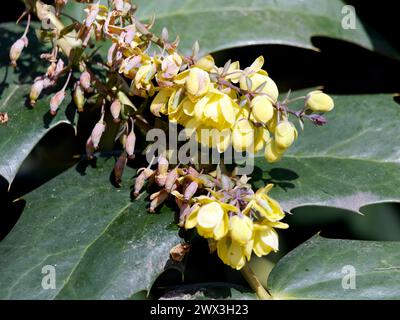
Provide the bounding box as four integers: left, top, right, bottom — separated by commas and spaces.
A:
49, 90, 66, 115
73, 82, 85, 112
250, 95, 274, 123
157, 155, 169, 176
125, 129, 136, 159
232, 119, 254, 152
229, 215, 253, 246
80, 71, 91, 92
114, 152, 127, 186
149, 190, 169, 212
264, 139, 284, 163
133, 168, 154, 197
186, 67, 210, 98
110, 99, 121, 122
9, 37, 28, 67
306, 90, 334, 112
30, 79, 44, 106
86, 3, 100, 27
275, 121, 297, 149
165, 169, 179, 193
184, 181, 198, 201
91, 116, 106, 149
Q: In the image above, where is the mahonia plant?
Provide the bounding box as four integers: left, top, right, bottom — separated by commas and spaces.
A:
10, 0, 335, 294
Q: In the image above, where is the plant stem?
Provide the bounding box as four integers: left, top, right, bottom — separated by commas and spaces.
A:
241, 263, 272, 300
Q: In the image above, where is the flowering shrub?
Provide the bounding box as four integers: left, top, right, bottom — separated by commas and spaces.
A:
5, 0, 399, 301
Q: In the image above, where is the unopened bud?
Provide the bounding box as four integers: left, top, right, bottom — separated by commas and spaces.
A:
91, 116, 106, 149
110, 99, 121, 122
73, 82, 85, 112
165, 169, 178, 192
149, 190, 169, 212
133, 168, 154, 197
125, 129, 136, 159
49, 90, 66, 115
55, 59, 64, 77
9, 37, 28, 67
114, 152, 128, 186
30, 79, 44, 106
113, 0, 124, 11
306, 90, 334, 113
80, 71, 91, 92
86, 4, 100, 27
157, 155, 169, 176
184, 181, 198, 201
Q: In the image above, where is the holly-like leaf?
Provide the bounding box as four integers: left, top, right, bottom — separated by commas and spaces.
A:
64, 0, 398, 57
252, 93, 400, 213
0, 157, 181, 299
0, 22, 75, 186
268, 235, 400, 299
133, 0, 398, 57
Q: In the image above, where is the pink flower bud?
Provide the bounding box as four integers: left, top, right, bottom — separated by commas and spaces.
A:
107, 43, 117, 67
86, 4, 100, 27
110, 99, 121, 122
30, 79, 44, 106
50, 90, 66, 116
55, 59, 65, 77
114, 152, 128, 186
165, 169, 178, 193
90, 118, 106, 149
80, 71, 91, 92
9, 37, 28, 67
133, 168, 154, 197
184, 181, 198, 201
149, 190, 169, 212
114, 0, 124, 11
125, 130, 136, 159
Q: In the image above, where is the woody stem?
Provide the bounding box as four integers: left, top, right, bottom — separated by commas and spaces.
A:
240, 263, 272, 300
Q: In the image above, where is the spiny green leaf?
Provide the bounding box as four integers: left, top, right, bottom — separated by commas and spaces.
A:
268, 235, 400, 299
64, 0, 398, 57
0, 23, 75, 186
253, 93, 400, 213
0, 157, 181, 299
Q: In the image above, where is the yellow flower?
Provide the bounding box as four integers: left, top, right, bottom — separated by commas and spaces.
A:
194, 55, 215, 72
232, 118, 254, 152
264, 138, 284, 163
253, 127, 270, 153
185, 197, 237, 240
185, 67, 211, 99
274, 121, 297, 149
250, 95, 274, 124
150, 88, 174, 117
194, 88, 238, 130
252, 220, 288, 257
217, 235, 253, 270
243, 184, 285, 222
133, 61, 156, 96
306, 90, 334, 112
229, 214, 253, 246
239, 56, 279, 102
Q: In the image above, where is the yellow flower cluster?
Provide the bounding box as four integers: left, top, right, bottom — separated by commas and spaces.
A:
184, 184, 288, 270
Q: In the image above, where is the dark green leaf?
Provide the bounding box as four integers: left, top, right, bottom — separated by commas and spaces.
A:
268, 235, 400, 299
0, 157, 180, 299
